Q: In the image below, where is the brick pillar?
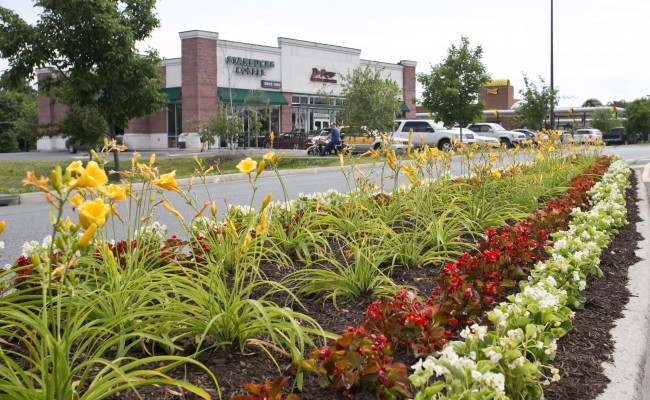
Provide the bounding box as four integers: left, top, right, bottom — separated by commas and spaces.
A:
281, 93, 292, 132
400, 60, 417, 119
180, 30, 218, 133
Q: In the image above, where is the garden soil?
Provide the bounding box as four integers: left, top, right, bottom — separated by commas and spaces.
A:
111, 172, 643, 400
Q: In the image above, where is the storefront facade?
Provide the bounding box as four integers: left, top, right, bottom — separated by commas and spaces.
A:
128, 30, 417, 150
37, 30, 416, 151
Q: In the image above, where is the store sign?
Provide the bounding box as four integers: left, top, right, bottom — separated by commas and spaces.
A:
310, 68, 337, 83
226, 56, 276, 76
261, 80, 281, 89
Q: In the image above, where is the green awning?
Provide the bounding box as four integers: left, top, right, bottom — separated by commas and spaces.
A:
160, 87, 181, 102
217, 87, 288, 106
400, 102, 410, 112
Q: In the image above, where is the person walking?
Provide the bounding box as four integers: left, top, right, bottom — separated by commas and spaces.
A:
320, 122, 341, 156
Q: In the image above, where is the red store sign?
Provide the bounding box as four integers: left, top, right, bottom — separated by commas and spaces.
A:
310, 68, 337, 83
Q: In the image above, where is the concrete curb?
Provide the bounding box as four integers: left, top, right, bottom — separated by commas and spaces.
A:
597, 168, 650, 400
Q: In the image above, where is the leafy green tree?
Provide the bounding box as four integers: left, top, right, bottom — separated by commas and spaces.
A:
512, 75, 558, 130
200, 105, 243, 151
590, 108, 620, 133
0, 1, 169, 170
624, 98, 650, 142
418, 36, 490, 138
57, 104, 108, 158
0, 77, 38, 152
0, 92, 19, 152
339, 64, 402, 134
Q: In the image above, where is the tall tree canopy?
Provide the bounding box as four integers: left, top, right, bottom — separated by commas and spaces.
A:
512, 74, 558, 130
0, 0, 168, 168
624, 98, 650, 142
339, 64, 402, 134
418, 36, 490, 132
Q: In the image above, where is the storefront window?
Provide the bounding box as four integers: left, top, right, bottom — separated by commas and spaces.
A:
167, 103, 182, 148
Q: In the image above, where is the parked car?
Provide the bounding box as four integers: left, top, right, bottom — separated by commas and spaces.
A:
602, 127, 627, 145
65, 133, 124, 153
393, 119, 476, 151
513, 128, 549, 144
263, 132, 311, 149
369, 135, 410, 155
338, 126, 378, 154
573, 128, 603, 143
472, 134, 499, 146
466, 123, 526, 147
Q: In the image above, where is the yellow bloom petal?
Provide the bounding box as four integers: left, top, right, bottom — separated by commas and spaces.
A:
0, 220, 5, 236
236, 158, 257, 175
107, 184, 126, 201
72, 161, 108, 189
77, 223, 97, 248
152, 171, 180, 191
78, 198, 111, 229
263, 151, 275, 163
70, 193, 84, 207
162, 199, 184, 221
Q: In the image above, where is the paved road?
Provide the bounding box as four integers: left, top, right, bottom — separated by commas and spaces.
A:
0, 145, 647, 266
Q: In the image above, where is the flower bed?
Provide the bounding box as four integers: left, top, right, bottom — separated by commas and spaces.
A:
0, 138, 623, 399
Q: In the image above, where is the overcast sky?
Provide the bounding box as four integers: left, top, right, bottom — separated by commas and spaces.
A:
2, 0, 649, 107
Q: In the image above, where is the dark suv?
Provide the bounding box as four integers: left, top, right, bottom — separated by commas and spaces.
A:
262, 132, 311, 149
602, 127, 627, 145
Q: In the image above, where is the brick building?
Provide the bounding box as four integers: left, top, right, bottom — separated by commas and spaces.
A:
37, 30, 417, 151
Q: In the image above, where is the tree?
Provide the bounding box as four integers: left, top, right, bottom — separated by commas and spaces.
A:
590, 108, 620, 133
0, 92, 19, 152
57, 104, 108, 159
339, 64, 402, 134
0, 76, 38, 152
418, 36, 490, 139
512, 74, 558, 130
0, 1, 169, 170
200, 105, 243, 152
624, 98, 650, 142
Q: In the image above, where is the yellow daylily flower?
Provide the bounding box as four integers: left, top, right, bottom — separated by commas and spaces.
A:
491, 170, 502, 179
107, 184, 126, 201
236, 158, 257, 175
72, 161, 108, 189
70, 193, 84, 207
162, 199, 184, 222
66, 161, 84, 175
78, 198, 111, 229
0, 220, 5, 236
263, 151, 275, 163
77, 223, 98, 248
152, 171, 180, 191
149, 153, 156, 166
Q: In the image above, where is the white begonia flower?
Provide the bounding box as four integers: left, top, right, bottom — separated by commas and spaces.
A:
471, 370, 484, 381
460, 326, 472, 339
0, 241, 4, 250
2, 263, 11, 271
579, 280, 586, 290
545, 275, 557, 287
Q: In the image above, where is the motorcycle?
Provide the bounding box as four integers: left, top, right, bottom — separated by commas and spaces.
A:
306, 135, 350, 156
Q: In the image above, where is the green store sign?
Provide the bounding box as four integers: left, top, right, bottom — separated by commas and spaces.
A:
226, 56, 276, 76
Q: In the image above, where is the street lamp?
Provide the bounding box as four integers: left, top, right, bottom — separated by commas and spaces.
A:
549, 0, 555, 129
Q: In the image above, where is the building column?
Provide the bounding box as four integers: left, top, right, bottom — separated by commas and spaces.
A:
180, 30, 219, 135
400, 60, 417, 119
280, 93, 292, 133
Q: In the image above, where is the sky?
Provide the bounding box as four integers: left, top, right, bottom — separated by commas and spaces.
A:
2, 0, 649, 107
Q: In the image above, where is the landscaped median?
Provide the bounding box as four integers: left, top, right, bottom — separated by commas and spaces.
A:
0, 136, 631, 399
409, 156, 630, 399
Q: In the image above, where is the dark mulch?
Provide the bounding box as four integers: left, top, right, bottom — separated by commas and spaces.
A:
101, 171, 647, 399
543, 171, 643, 400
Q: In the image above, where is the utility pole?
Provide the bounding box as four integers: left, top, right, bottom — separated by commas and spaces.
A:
549, 0, 555, 129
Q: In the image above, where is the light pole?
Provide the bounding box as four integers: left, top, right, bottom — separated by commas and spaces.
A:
549, 0, 555, 129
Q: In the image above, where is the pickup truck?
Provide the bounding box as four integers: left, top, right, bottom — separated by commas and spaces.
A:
466, 123, 527, 148
393, 119, 476, 151
602, 127, 627, 145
